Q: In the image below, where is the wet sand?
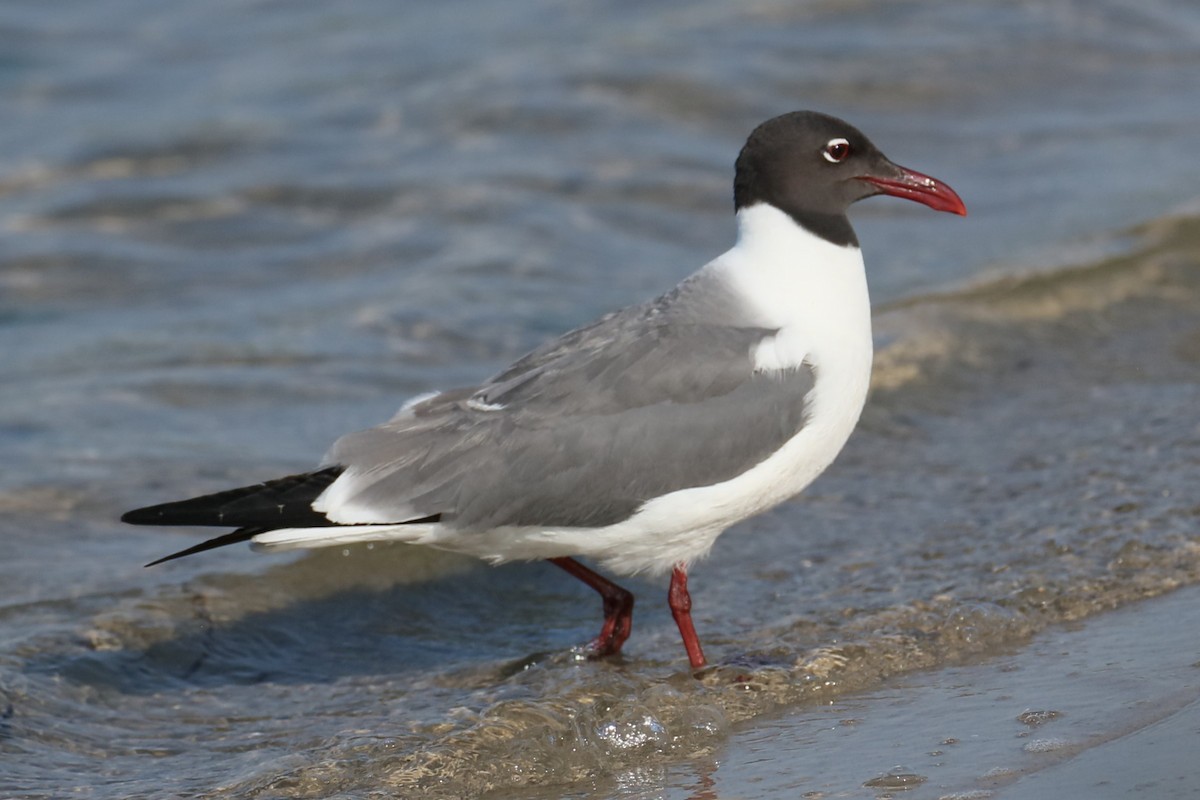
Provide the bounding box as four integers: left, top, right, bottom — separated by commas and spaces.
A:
610, 583, 1200, 800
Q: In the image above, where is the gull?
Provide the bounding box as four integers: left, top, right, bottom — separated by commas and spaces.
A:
123, 111, 966, 669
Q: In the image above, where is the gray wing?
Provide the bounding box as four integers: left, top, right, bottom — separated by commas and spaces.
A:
323, 295, 815, 530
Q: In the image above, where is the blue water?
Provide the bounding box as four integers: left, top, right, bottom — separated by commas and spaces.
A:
2, 0, 1199, 796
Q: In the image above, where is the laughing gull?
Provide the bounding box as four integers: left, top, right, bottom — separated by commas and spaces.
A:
123, 111, 966, 670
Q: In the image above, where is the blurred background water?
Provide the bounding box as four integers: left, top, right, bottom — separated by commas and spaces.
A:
2, 0, 1199, 797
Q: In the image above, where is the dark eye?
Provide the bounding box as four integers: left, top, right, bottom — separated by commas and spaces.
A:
823, 138, 851, 163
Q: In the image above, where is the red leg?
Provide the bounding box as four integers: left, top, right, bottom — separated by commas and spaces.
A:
669, 564, 707, 669
550, 557, 635, 658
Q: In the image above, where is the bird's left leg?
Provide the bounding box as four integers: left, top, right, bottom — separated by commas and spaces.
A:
549, 557, 635, 658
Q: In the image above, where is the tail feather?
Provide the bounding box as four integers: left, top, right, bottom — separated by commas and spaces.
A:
122, 467, 345, 528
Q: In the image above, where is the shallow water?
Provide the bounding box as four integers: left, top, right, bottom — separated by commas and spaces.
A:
2, 0, 1200, 797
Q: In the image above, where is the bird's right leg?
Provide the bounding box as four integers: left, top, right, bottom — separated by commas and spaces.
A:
549, 557, 635, 658
668, 563, 707, 669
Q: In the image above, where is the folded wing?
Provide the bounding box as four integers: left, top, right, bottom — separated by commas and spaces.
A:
319, 299, 816, 531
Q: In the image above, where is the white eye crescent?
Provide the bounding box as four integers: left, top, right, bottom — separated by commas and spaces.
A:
823, 138, 851, 163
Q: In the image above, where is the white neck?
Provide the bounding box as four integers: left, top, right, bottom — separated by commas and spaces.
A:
711, 203, 870, 332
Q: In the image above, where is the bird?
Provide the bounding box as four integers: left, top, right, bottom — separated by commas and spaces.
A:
123, 111, 966, 670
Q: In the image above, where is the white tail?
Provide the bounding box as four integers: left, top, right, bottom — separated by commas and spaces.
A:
250, 524, 436, 552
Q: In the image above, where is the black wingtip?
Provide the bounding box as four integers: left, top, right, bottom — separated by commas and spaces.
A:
144, 551, 187, 568
123, 507, 161, 525
121, 466, 345, 529
143, 527, 265, 567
